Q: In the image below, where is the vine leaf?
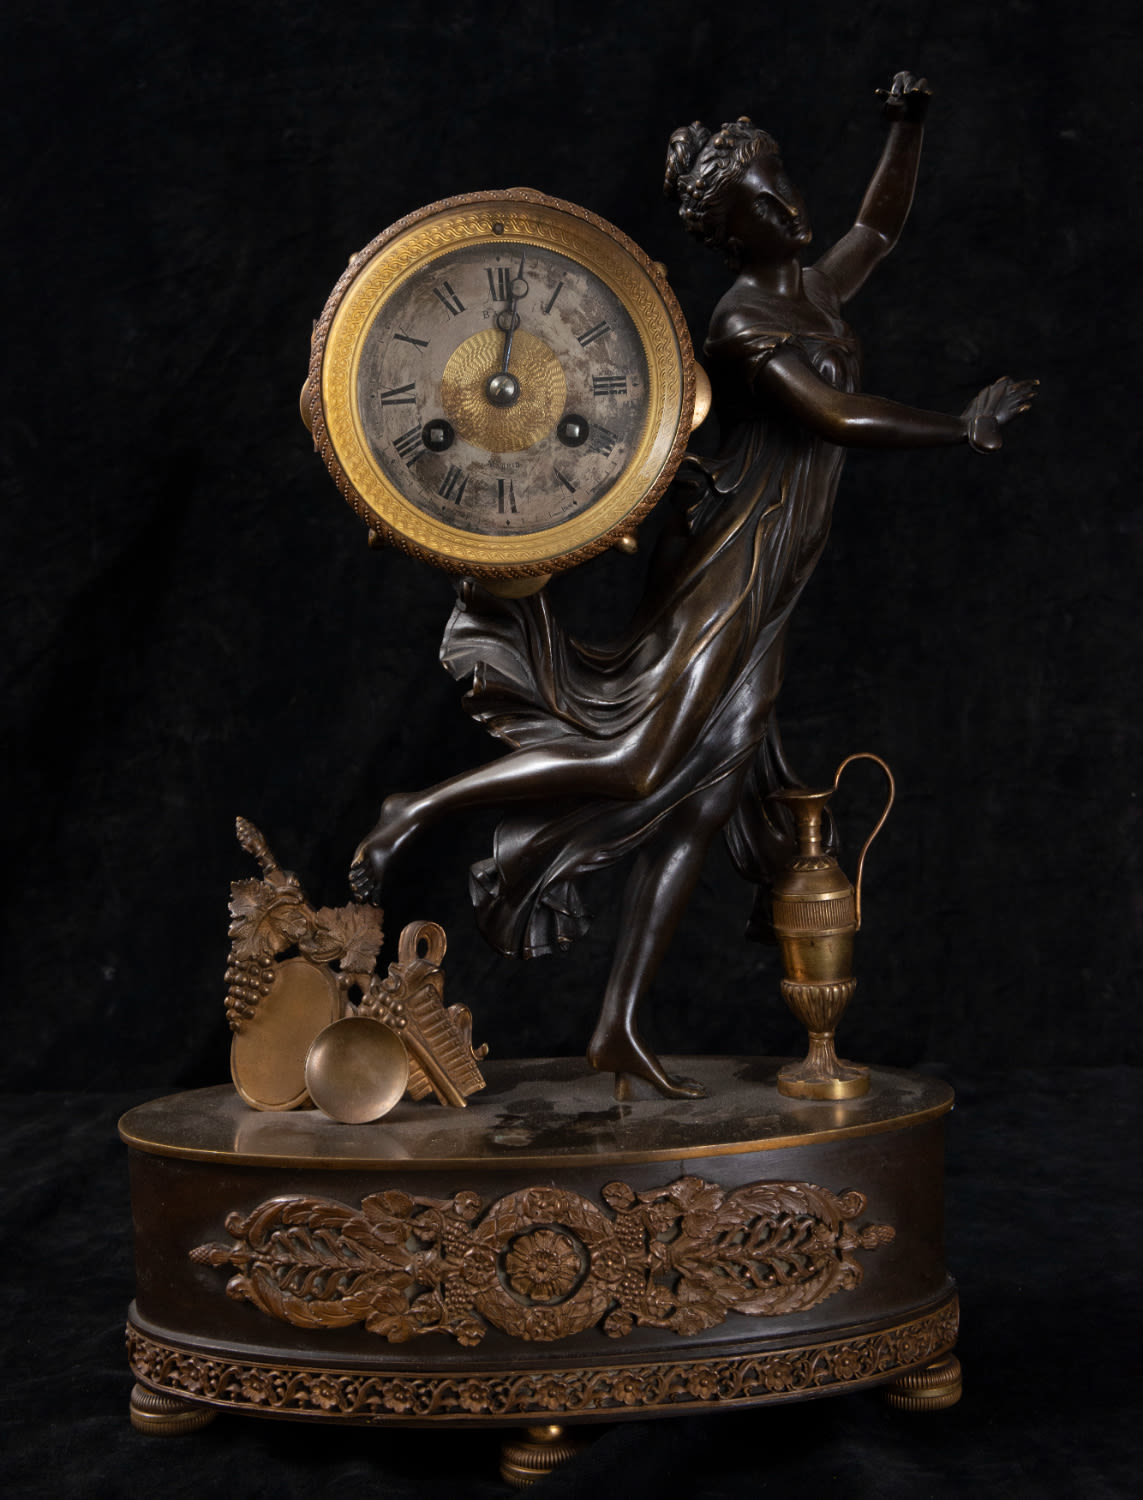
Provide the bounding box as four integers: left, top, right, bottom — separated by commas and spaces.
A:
228, 880, 308, 961
308, 905, 386, 973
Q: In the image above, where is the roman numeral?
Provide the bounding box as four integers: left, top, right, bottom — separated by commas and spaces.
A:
393, 426, 426, 465
592, 374, 628, 397
393, 331, 429, 348
439, 465, 468, 503
591, 425, 618, 458
377, 382, 416, 405
554, 468, 577, 494
486, 266, 512, 300
497, 478, 518, 514
577, 321, 610, 347
433, 281, 465, 316
542, 281, 564, 314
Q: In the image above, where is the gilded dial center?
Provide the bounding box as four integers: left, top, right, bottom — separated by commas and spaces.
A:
440, 329, 567, 453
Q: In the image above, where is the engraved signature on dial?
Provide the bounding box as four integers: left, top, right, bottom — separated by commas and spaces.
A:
355, 244, 650, 537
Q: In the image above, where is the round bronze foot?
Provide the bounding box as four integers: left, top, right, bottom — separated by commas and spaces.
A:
129, 1382, 216, 1436
882, 1353, 962, 1411
499, 1424, 586, 1488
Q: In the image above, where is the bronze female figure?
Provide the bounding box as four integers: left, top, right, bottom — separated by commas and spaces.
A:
350, 73, 1036, 1100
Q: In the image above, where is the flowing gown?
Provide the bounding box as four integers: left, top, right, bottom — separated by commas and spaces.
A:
440, 266, 861, 958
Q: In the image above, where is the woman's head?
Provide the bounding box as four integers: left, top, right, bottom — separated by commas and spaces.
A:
664, 118, 810, 268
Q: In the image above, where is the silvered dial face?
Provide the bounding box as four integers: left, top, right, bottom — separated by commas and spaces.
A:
355, 242, 650, 536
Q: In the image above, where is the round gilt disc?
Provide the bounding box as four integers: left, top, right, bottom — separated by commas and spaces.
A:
305, 1014, 410, 1124
440, 329, 566, 452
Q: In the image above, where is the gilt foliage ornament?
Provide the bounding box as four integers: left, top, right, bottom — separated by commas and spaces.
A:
191, 1175, 895, 1345
128, 1299, 957, 1420
224, 817, 384, 1033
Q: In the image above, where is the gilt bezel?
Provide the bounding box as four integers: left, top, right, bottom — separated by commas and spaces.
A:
306, 188, 695, 580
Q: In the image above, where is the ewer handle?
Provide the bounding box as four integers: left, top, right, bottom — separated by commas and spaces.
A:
832, 753, 896, 930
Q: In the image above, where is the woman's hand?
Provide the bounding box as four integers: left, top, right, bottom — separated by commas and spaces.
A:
876, 71, 932, 124
962, 377, 1040, 452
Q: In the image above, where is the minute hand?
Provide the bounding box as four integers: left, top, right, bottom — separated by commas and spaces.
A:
499, 252, 527, 372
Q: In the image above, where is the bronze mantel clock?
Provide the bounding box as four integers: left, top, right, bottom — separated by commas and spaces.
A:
122, 73, 1034, 1485
301, 187, 703, 590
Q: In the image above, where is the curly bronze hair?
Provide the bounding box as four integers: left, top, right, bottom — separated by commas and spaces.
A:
664, 116, 779, 268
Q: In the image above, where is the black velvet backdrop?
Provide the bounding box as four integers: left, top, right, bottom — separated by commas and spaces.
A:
2, 1, 1139, 1495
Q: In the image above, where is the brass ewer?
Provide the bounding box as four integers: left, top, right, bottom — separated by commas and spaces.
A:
769, 754, 895, 1100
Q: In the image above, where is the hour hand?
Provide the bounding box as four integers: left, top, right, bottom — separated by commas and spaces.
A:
487, 252, 528, 408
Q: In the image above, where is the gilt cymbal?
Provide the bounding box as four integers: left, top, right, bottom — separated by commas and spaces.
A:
305, 1015, 410, 1124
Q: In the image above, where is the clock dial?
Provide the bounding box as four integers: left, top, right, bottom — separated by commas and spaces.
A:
355, 244, 651, 536
307, 189, 696, 582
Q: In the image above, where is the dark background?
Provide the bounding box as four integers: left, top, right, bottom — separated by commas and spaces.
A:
2, 1, 1138, 1495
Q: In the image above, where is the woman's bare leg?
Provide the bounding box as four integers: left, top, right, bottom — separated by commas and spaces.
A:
350, 738, 645, 900
587, 770, 745, 1100
347, 686, 725, 903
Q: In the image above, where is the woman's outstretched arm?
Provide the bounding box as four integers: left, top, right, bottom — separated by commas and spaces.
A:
757, 348, 1038, 451
812, 71, 930, 304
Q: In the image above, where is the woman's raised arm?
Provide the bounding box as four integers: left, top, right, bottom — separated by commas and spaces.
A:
757, 347, 1038, 451
812, 72, 930, 304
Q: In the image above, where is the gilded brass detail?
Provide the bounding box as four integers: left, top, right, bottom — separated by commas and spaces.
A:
778, 980, 868, 1100
482, 573, 552, 598
224, 817, 384, 1037
882, 1352, 962, 1411
359, 920, 488, 1107
500, 1426, 586, 1488
305, 1014, 410, 1123
691, 361, 712, 430
308, 187, 694, 579
129, 1382, 216, 1436
190, 1175, 893, 1346
225, 817, 384, 1111
230, 958, 341, 1112
223, 821, 484, 1116
769, 755, 895, 1100
439, 330, 566, 453
125, 1298, 958, 1420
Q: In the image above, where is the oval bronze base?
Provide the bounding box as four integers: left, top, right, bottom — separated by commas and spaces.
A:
123, 1060, 956, 1429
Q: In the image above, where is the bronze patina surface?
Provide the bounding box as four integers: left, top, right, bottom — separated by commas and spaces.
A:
346, 75, 1036, 1103
123, 1059, 954, 1427
120, 1057, 952, 1170
188, 1175, 896, 1345
126, 1295, 958, 1426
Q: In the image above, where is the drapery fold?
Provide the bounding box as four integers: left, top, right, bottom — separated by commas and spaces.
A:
441, 268, 859, 957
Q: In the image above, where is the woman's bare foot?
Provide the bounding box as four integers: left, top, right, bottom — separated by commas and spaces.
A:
588, 1028, 706, 1100
348, 793, 418, 904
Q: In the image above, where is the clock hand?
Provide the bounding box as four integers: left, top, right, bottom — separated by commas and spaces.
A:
487, 252, 527, 408
499, 250, 527, 372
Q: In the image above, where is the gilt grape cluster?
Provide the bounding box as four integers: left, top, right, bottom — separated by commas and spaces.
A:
225, 955, 276, 1032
